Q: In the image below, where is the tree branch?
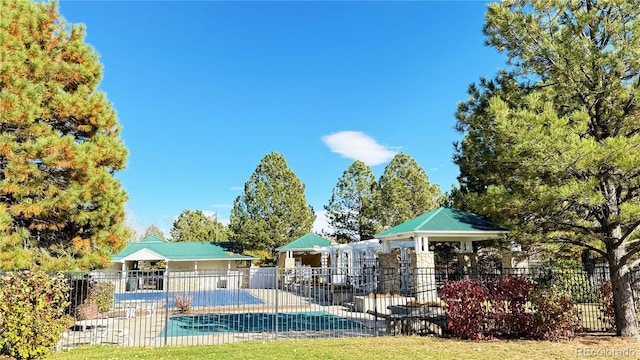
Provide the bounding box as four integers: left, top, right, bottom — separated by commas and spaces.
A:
627, 256, 640, 270
621, 219, 640, 243
549, 220, 599, 235
557, 237, 607, 257
620, 245, 640, 267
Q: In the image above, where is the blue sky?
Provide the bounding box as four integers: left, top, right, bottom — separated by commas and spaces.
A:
57, 1, 505, 238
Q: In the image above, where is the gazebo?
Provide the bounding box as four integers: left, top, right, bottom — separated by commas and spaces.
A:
276, 233, 334, 269
375, 207, 508, 303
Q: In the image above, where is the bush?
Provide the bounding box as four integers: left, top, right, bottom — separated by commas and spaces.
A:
0, 271, 73, 360
490, 276, 535, 338
71, 278, 115, 320
597, 280, 617, 331
174, 293, 192, 313
441, 275, 579, 340
529, 285, 582, 340
440, 279, 491, 340
88, 281, 115, 314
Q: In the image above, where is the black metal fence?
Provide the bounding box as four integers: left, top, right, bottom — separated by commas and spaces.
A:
27, 265, 634, 349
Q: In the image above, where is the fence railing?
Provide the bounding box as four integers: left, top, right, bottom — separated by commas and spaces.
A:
41, 265, 632, 349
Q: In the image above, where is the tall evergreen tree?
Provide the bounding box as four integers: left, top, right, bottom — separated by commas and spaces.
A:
454, 72, 528, 196
455, 0, 640, 337
170, 209, 222, 242
0, 0, 128, 270
324, 160, 379, 243
376, 153, 443, 228
142, 224, 166, 241
229, 152, 315, 262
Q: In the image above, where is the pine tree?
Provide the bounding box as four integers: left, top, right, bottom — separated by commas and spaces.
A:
170, 209, 224, 242
229, 152, 315, 262
376, 153, 443, 228
325, 160, 379, 243
455, 0, 640, 337
142, 224, 166, 241
0, 0, 129, 270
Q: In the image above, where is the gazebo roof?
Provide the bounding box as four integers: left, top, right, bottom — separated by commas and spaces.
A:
376, 207, 507, 242
112, 235, 257, 262
276, 233, 333, 252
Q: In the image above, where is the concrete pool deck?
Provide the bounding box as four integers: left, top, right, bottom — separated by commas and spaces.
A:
60, 288, 384, 348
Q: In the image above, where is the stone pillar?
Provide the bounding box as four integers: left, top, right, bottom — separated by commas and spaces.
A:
501, 250, 525, 275
378, 253, 400, 294
408, 250, 417, 295
457, 241, 478, 277
415, 250, 438, 304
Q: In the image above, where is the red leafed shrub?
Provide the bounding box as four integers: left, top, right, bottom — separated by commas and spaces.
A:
441, 276, 583, 341
597, 280, 616, 332
490, 276, 535, 338
529, 285, 582, 340
440, 279, 491, 340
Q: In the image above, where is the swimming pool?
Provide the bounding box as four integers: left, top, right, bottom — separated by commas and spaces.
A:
115, 289, 263, 308
160, 311, 363, 336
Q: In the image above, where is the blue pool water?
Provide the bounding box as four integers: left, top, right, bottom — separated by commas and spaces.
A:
115, 289, 263, 308
160, 311, 363, 336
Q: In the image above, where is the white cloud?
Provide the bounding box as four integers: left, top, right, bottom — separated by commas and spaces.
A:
229, 186, 243, 191
312, 210, 333, 234
322, 131, 397, 166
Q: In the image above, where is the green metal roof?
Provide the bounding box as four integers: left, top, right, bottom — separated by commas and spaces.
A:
276, 233, 332, 251
112, 236, 256, 262
376, 207, 506, 237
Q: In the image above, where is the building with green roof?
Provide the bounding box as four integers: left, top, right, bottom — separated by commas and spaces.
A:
276, 233, 334, 269
376, 206, 507, 250
106, 236, 257, 291
375, 207, 508, 304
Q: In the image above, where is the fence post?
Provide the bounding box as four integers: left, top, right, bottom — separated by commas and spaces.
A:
373, 265, 378, 336
164, 269, 170, 346
274, 266, 279, 341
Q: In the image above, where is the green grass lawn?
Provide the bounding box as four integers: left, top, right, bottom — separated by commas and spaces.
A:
46, 335, 640, 360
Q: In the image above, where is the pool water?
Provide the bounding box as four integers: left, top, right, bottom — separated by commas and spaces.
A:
115, 289, 263, 308
160, 311, 363, 336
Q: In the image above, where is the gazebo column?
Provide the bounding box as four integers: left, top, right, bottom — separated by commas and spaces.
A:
458, 240, 478, 277
382, 239, 391, 253
284, 250, 295, 269
121, 262, 127, 278
377, 239, 399, 293
378, 251, 399, 294
414, 236, 438, 304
